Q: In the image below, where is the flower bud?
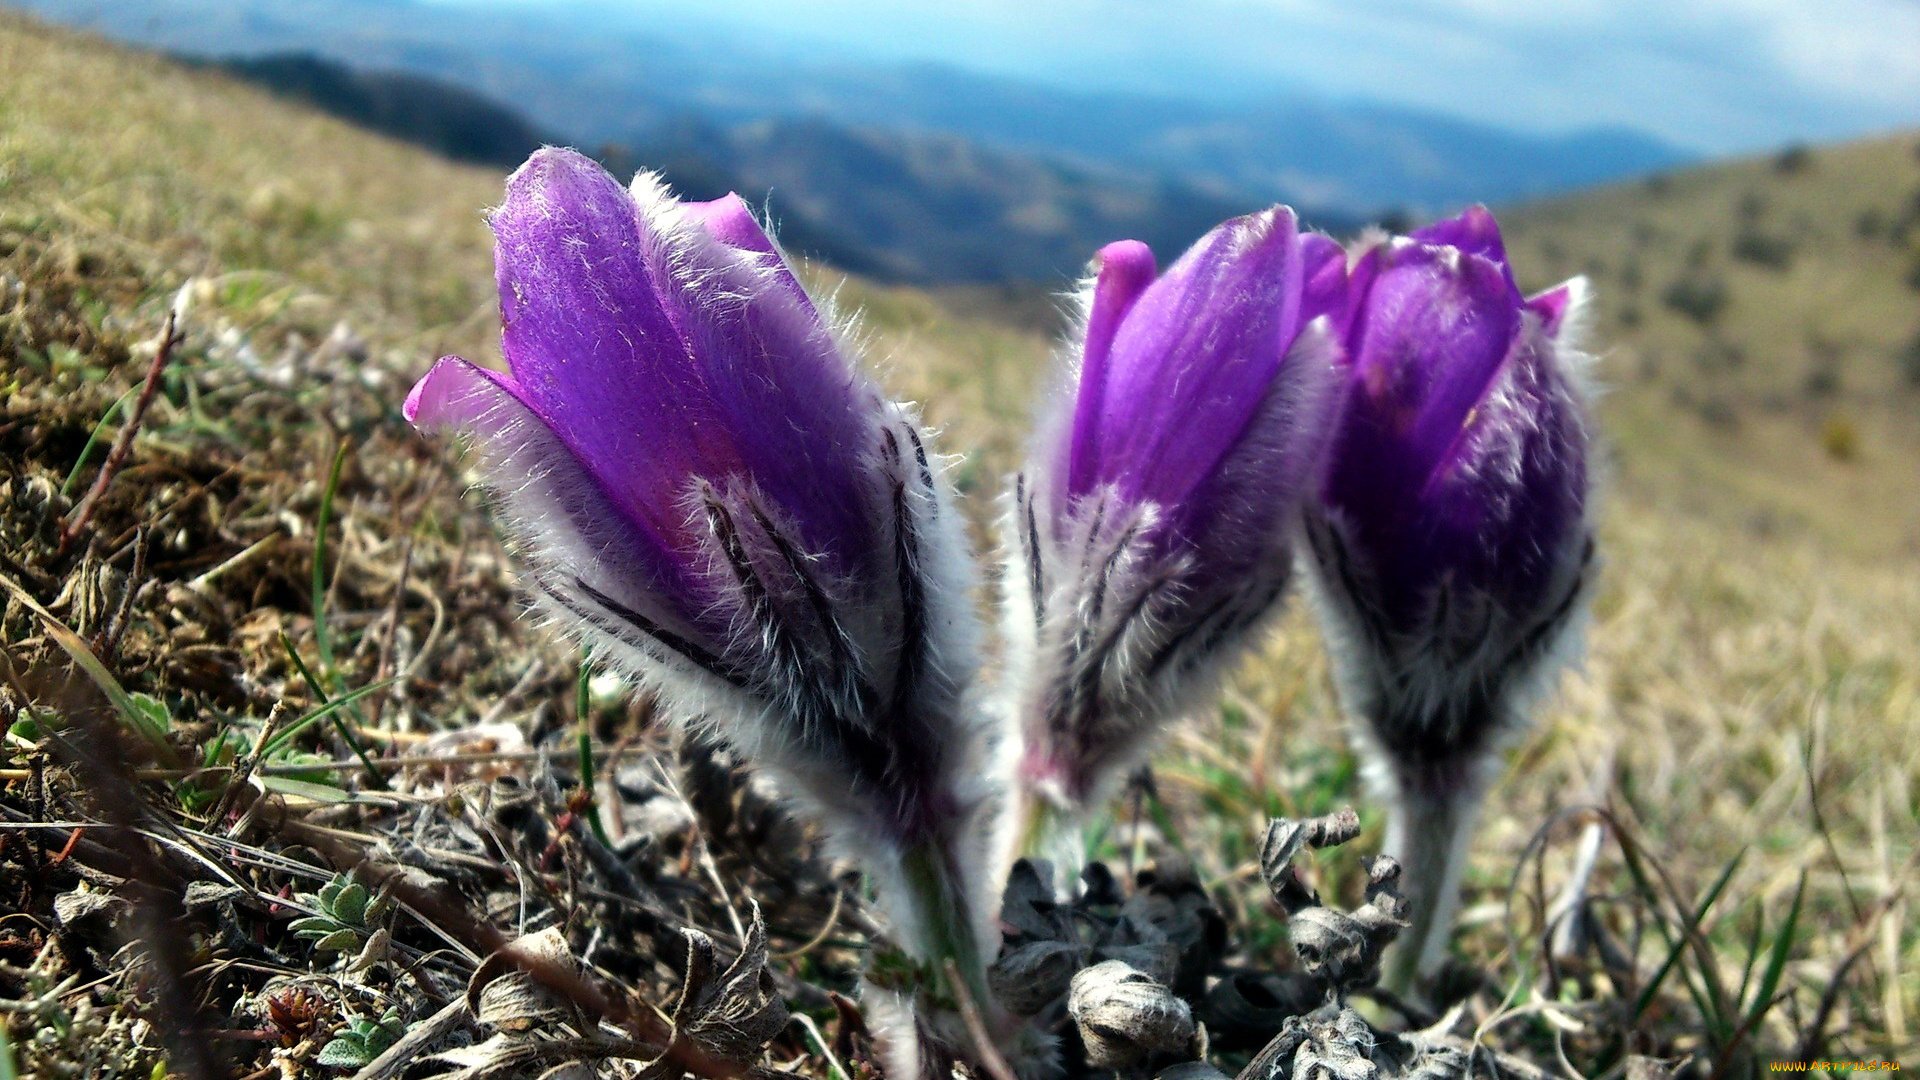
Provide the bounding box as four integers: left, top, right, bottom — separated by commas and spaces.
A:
1007, 211, 1345, 823
1301, 206, 1596, 983
407, 149, 995, 987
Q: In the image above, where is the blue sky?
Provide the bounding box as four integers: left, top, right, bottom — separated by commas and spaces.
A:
433, 0, 1920, 152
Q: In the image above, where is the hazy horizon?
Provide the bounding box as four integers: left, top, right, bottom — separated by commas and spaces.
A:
419, 0, 1920, 155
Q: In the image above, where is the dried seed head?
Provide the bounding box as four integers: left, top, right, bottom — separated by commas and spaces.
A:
1289, 1007, 1378, 1080
989, 939, 1089, 1016
1067, 959, 1197, 1071
1258, 814, 1408, 993
467, 927, 585, 1033
1260, 809, 1362, 915
669, 909, 789, 1063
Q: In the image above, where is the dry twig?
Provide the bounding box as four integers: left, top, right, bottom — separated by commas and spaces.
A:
60, 309, 181, 553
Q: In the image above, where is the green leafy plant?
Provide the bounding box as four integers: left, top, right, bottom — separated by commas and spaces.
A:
174, 718, 334, 814
313, 1008, 404, 1070
6, 708, 60, 746
290, 873, 393, 957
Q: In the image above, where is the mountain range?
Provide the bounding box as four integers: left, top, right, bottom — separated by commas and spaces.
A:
188, 51, 1268, 284
15, 0, 1690, 206
12, 0, 1693, 282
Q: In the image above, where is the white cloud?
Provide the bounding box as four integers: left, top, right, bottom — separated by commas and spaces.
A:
1749, 0, 1920, 104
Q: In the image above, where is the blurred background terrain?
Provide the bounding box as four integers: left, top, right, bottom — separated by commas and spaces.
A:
1, 0, 1917, 1069
11, 0, 1707, 282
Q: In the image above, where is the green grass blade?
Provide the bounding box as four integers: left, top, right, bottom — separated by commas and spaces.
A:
575, 657, 614, 848
258, 677, 396, 758
1743, 871, 1806, 1028
59, 385, 139, 497
1688, 849, 1746, 1035
576, 656, 592, 723
278, 633, 388, 790
1632, 847, 1745, 1023
312, 439, 350, 675
260, 775, 362, 803
1618, 829, 1716, 1027
1734, 901, 1769, 1013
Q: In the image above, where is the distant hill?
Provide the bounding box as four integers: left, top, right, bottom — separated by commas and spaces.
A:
194, 52, 550, 168
1501, 132, 1920, 556
641, 59, 1690, 213
203, 51, 1280, 284
18, 0, 1691, 215
616, 115, 1281, 285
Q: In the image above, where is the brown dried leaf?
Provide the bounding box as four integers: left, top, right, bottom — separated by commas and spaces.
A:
468, 926, 585, 1033
668, 906, 788, 1063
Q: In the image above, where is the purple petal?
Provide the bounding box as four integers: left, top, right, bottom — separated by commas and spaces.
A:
489, 149, 728, 550
1415, 205, 1519, 298
630, 176, 886, 582
684, 192, 776, 255
406, 356, 722, 646
1299, 232, 1350, 334
1413, 205, 1505, 266
490, 149, 883, 585
1417, 334, 1589, 617
1325, 225, 1588, 629
1065, 240, 1156, 502
1173, 320, 1343, 601
1341, 237, 1521, 493
1335, 244, 1383, 370
405, 355, 516, 425
1067, 208, 1304, 529
682, 191, 820, 314
1526, 278, 1581, 339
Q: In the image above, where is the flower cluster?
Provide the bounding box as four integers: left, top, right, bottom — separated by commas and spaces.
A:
407, 148, 1596, 1072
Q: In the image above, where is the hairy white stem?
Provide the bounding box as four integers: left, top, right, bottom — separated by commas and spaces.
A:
1381, 768, 1485, 993
1546, 819, 1607, 961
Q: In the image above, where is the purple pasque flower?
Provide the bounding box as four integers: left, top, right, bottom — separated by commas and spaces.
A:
1005, 208, 1347, 822
406, 149, 994, 968
1300, 205, 1596, 984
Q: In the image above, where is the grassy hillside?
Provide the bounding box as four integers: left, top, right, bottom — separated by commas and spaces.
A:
1, 10, 1914, 1075
1502, 135, 1920, 559
0, 14, 500, 352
